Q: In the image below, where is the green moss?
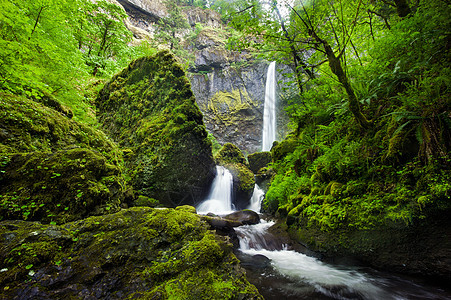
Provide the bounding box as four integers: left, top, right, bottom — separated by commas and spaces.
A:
226, 163, 255, 193
203, 89, 258, 127
0, 92, 119, 160
214, 143, 248, 166
247, 151, 272, 174
96, 51, 215, 207
0, 93, 128, 224
0, 207, 262, 299
324, 181, 343, 198
0, 148, 124, 224
134, 195, 160, 207
271, 138, 299, 162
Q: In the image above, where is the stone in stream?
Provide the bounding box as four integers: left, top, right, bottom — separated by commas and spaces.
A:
224, 210, 260, 226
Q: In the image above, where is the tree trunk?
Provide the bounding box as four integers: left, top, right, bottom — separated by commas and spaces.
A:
272, 3, 314, 94
323, 42, 371, 128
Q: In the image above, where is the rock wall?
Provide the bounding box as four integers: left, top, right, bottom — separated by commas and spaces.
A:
115, 1, 293, 154
189, 60, 291, 154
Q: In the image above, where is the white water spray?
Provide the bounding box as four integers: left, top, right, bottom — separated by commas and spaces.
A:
262, 61, 277, 151
236, 221, 395, 300
247, 184, 264, 212
196, 166, 234, 214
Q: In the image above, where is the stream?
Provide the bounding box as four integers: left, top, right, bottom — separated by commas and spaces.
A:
235, 219, 451, 300
196, 167, 451, 299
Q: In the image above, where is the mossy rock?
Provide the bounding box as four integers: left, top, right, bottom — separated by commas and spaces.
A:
271, 138, 299, 162
215, 143, 248, 166
0, 149, 124, 224
134, 195, 160, 207
0, 93, 128, 224
0, 92, 117, 158
287, 204, 303, 226
225, 163, 255, 210
96, 51, 216, 207
0, 207, 262, 299
247, 151, 272, 174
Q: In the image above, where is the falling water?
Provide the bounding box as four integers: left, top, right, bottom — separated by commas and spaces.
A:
196, 166, 234, 214
247, 184, 264, 212
262, 61, 277, 151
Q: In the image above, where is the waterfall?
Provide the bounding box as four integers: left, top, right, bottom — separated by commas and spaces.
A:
247, 184, 264, 213
262, 61, 277, 151
196, 166, 234, 214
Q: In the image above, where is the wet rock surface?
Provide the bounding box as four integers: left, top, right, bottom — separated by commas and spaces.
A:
225, 210, 261, 226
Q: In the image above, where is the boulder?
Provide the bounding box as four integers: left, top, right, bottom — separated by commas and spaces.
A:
248, 151, 272, 174
225, 210, 260, 226
96, 51, 216, 207
0, 93, 126, 224
0, 207, 262, 299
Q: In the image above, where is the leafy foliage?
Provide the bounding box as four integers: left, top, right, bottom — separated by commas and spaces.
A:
0, 0, 155, 122
259, 0, 451, 233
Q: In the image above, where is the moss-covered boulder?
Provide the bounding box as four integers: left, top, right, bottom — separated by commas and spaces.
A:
215, 143, 255, 210
0, 93, 126, 224
247, 151, 272, 174
271, 138, 299, 162
0, 207, 262, 299
96, 51, 216, 207
215, 143, 248, 166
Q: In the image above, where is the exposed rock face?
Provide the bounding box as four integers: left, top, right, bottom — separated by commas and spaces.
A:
118, 0, 166, 22
96, 51, 216, 207
0, 207, 263, 299
113, 0, 293, 154
184, 7, 223, 28
189, 59, 292, 154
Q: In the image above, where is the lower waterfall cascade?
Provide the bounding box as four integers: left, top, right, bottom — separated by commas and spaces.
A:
196, 167, 451, 299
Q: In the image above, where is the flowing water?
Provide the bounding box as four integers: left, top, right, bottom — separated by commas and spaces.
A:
195, 166, 450, 299
236, 220, 451, 300
248, 184, 264, 212
262, 61, 277, 151
196, 166, 234, 214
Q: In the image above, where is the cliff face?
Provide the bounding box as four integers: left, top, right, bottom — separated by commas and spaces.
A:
189, 59, 291, 154
186, 25, 293, 153
116, 1, 292, 153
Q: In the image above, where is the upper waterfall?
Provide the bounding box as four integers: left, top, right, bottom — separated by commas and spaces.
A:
262, 61, 277, 151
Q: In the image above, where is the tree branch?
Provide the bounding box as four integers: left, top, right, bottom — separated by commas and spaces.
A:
29, 6, 47, 40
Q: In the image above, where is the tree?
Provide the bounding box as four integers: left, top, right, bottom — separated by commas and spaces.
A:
288, 0, 372, 128
76, 0, 132, 76
0, 0, 87, 96
154, 1, 190, 51
226, 0, 376, 129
